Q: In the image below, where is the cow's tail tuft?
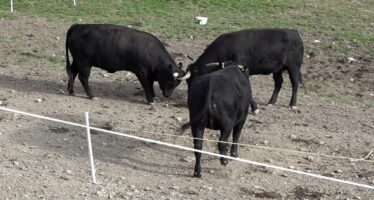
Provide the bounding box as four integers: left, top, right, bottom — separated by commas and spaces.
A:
179, 122, 191, 134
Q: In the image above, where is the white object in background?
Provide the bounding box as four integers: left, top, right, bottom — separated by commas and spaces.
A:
73, 0, 76, 6
10, 0, 13, 12
195, 16, 208, 25
348, 57, 357, 63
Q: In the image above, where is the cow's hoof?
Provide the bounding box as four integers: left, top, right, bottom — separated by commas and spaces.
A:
220, 158, 228, 166
254, 109, 259, 115
289, 106, 297, 110
148, 102, 155, 106
230, 152, 238, 158
69, 92, 75, 96
148, 103, 159, 111
267, 103, 274, 107
193, 173, 202, 178
90, 97, 98, 101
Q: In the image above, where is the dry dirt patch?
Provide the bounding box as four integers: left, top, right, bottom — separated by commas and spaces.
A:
0, 17, 373, 199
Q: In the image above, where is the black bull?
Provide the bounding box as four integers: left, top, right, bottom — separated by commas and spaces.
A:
181, 62, 252, 177
65, 24, 185, 103
178, 28, 304, 109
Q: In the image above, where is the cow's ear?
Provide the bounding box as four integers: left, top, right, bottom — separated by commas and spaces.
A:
168, 64, 173, 70
178, 62, 183, 69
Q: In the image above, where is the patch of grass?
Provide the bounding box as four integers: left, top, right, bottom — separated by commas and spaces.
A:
48, 56, 64, 64
0, 0, 373, 55
316, 83, 330, 91
326, 93, 342, 102
354, 95, 374, 108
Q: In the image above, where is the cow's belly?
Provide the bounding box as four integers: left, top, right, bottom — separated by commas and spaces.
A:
92, 58, 131, 73
249, 60, 283, 75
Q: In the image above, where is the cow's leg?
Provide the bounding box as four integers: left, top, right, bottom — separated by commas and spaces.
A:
250, 99, 259, 115
191, 124, 204, 178
149, 79, 156, 99
230, 119, 246, 158
67, 60, 79, 96
288, 68, 300, 108
135, 71, 154, 104
268, 71, 283, 105
218, 128, 231, 166
77, 64, 95, 99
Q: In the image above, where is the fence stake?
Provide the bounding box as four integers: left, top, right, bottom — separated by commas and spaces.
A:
73, 0, 76, 6
85, 112, 97, 184
10, 0, 13, 12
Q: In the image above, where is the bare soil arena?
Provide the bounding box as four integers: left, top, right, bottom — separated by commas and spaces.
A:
0, 17, 373, 199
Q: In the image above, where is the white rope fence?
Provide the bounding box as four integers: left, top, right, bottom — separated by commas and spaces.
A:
0, 106, 373, 190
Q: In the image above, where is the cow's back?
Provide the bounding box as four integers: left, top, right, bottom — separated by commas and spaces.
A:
194, 28, 303, 75
66, 24, 173, 72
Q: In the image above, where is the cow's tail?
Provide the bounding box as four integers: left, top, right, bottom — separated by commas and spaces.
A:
179, 87, 212, 134
178, 105, 209, 134
299, 71, 304, 86
65, 25, 75, 79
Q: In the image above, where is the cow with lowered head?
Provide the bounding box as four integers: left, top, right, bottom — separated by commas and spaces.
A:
178, 28, 304, 110
65, 24, 185, 104
180, 61, 251, 177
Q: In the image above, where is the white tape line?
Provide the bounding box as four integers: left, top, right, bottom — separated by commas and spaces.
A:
0, 107, 86, 128
85, 112, 96, 184
0, 106, 373, 190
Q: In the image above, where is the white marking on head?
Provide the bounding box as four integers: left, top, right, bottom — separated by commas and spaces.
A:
173, 72, 179, 78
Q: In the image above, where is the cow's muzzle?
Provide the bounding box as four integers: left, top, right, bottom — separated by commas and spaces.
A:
162, 90, 172, 98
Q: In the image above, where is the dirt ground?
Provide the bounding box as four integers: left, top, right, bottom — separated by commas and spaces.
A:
0, 17, 373, 199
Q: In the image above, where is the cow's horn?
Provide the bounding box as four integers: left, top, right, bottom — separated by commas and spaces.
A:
173, 72, 179, 78
205, 62, 220, 67
177, 71, 191, 80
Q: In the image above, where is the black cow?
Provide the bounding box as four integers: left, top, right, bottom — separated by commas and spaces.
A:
181, 62, 251, 177
65, 24, 185, 104
180, 62, 259, 114
178, 28, 304, 109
